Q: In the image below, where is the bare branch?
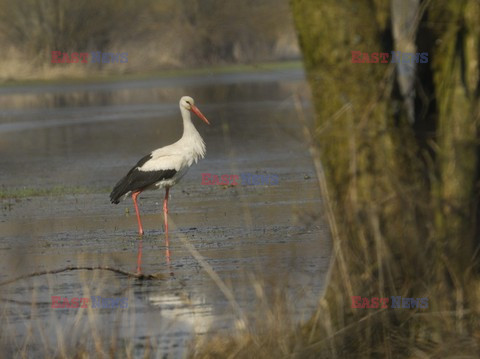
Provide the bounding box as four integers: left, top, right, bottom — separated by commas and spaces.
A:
0, 266, 164, 287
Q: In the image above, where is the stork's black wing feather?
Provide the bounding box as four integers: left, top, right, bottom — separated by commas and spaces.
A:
110, 154, 176, 204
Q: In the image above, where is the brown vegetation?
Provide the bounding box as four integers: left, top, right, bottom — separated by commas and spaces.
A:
0, 0, 299, 81
192, 0, 480, 357
2, 1, 479, 357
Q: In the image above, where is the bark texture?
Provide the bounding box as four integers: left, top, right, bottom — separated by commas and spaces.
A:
291, 0, 480, 355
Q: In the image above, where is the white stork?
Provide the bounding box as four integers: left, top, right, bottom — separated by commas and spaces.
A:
110, 96, 210, 241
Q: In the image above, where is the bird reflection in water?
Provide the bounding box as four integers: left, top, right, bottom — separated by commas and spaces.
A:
135, 238, 174, 277
136, 238, 143, 275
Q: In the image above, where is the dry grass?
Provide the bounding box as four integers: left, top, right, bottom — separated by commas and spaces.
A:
0, 233, 315, 358
2, 86, 478, 357
188, 80, 480, 358
2, 0, 479, 355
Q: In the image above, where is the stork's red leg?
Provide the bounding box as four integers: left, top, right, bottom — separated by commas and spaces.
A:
163, 187, 170, 246
132, 191, 144, 235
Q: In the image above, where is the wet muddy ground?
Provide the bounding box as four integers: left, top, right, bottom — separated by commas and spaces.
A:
0, 67, 331, 357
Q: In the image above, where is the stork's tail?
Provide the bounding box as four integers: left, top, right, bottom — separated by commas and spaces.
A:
110, 176, 130, 204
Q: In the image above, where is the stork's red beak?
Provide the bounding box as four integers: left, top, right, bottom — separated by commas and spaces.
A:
191, 105, 210, 125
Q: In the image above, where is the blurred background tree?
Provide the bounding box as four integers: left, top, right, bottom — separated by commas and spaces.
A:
0, 0, 299, 79
290, 0, 480, 356
0, 0, 147, 54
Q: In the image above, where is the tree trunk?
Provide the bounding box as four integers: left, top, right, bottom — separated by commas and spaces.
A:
291, 0, 480, 355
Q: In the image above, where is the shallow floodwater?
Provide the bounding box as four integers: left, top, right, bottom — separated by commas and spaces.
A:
0, 68, 331, 357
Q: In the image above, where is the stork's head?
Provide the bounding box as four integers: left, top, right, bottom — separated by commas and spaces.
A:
180, 96, 210, 125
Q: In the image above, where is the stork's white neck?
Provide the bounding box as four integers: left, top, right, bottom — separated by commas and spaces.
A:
179, 106, 206, 161
180, 107, 198, 136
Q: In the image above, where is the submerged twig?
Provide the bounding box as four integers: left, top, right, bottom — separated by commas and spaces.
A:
0, 297, 47, 306
0, 266, 164, 287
